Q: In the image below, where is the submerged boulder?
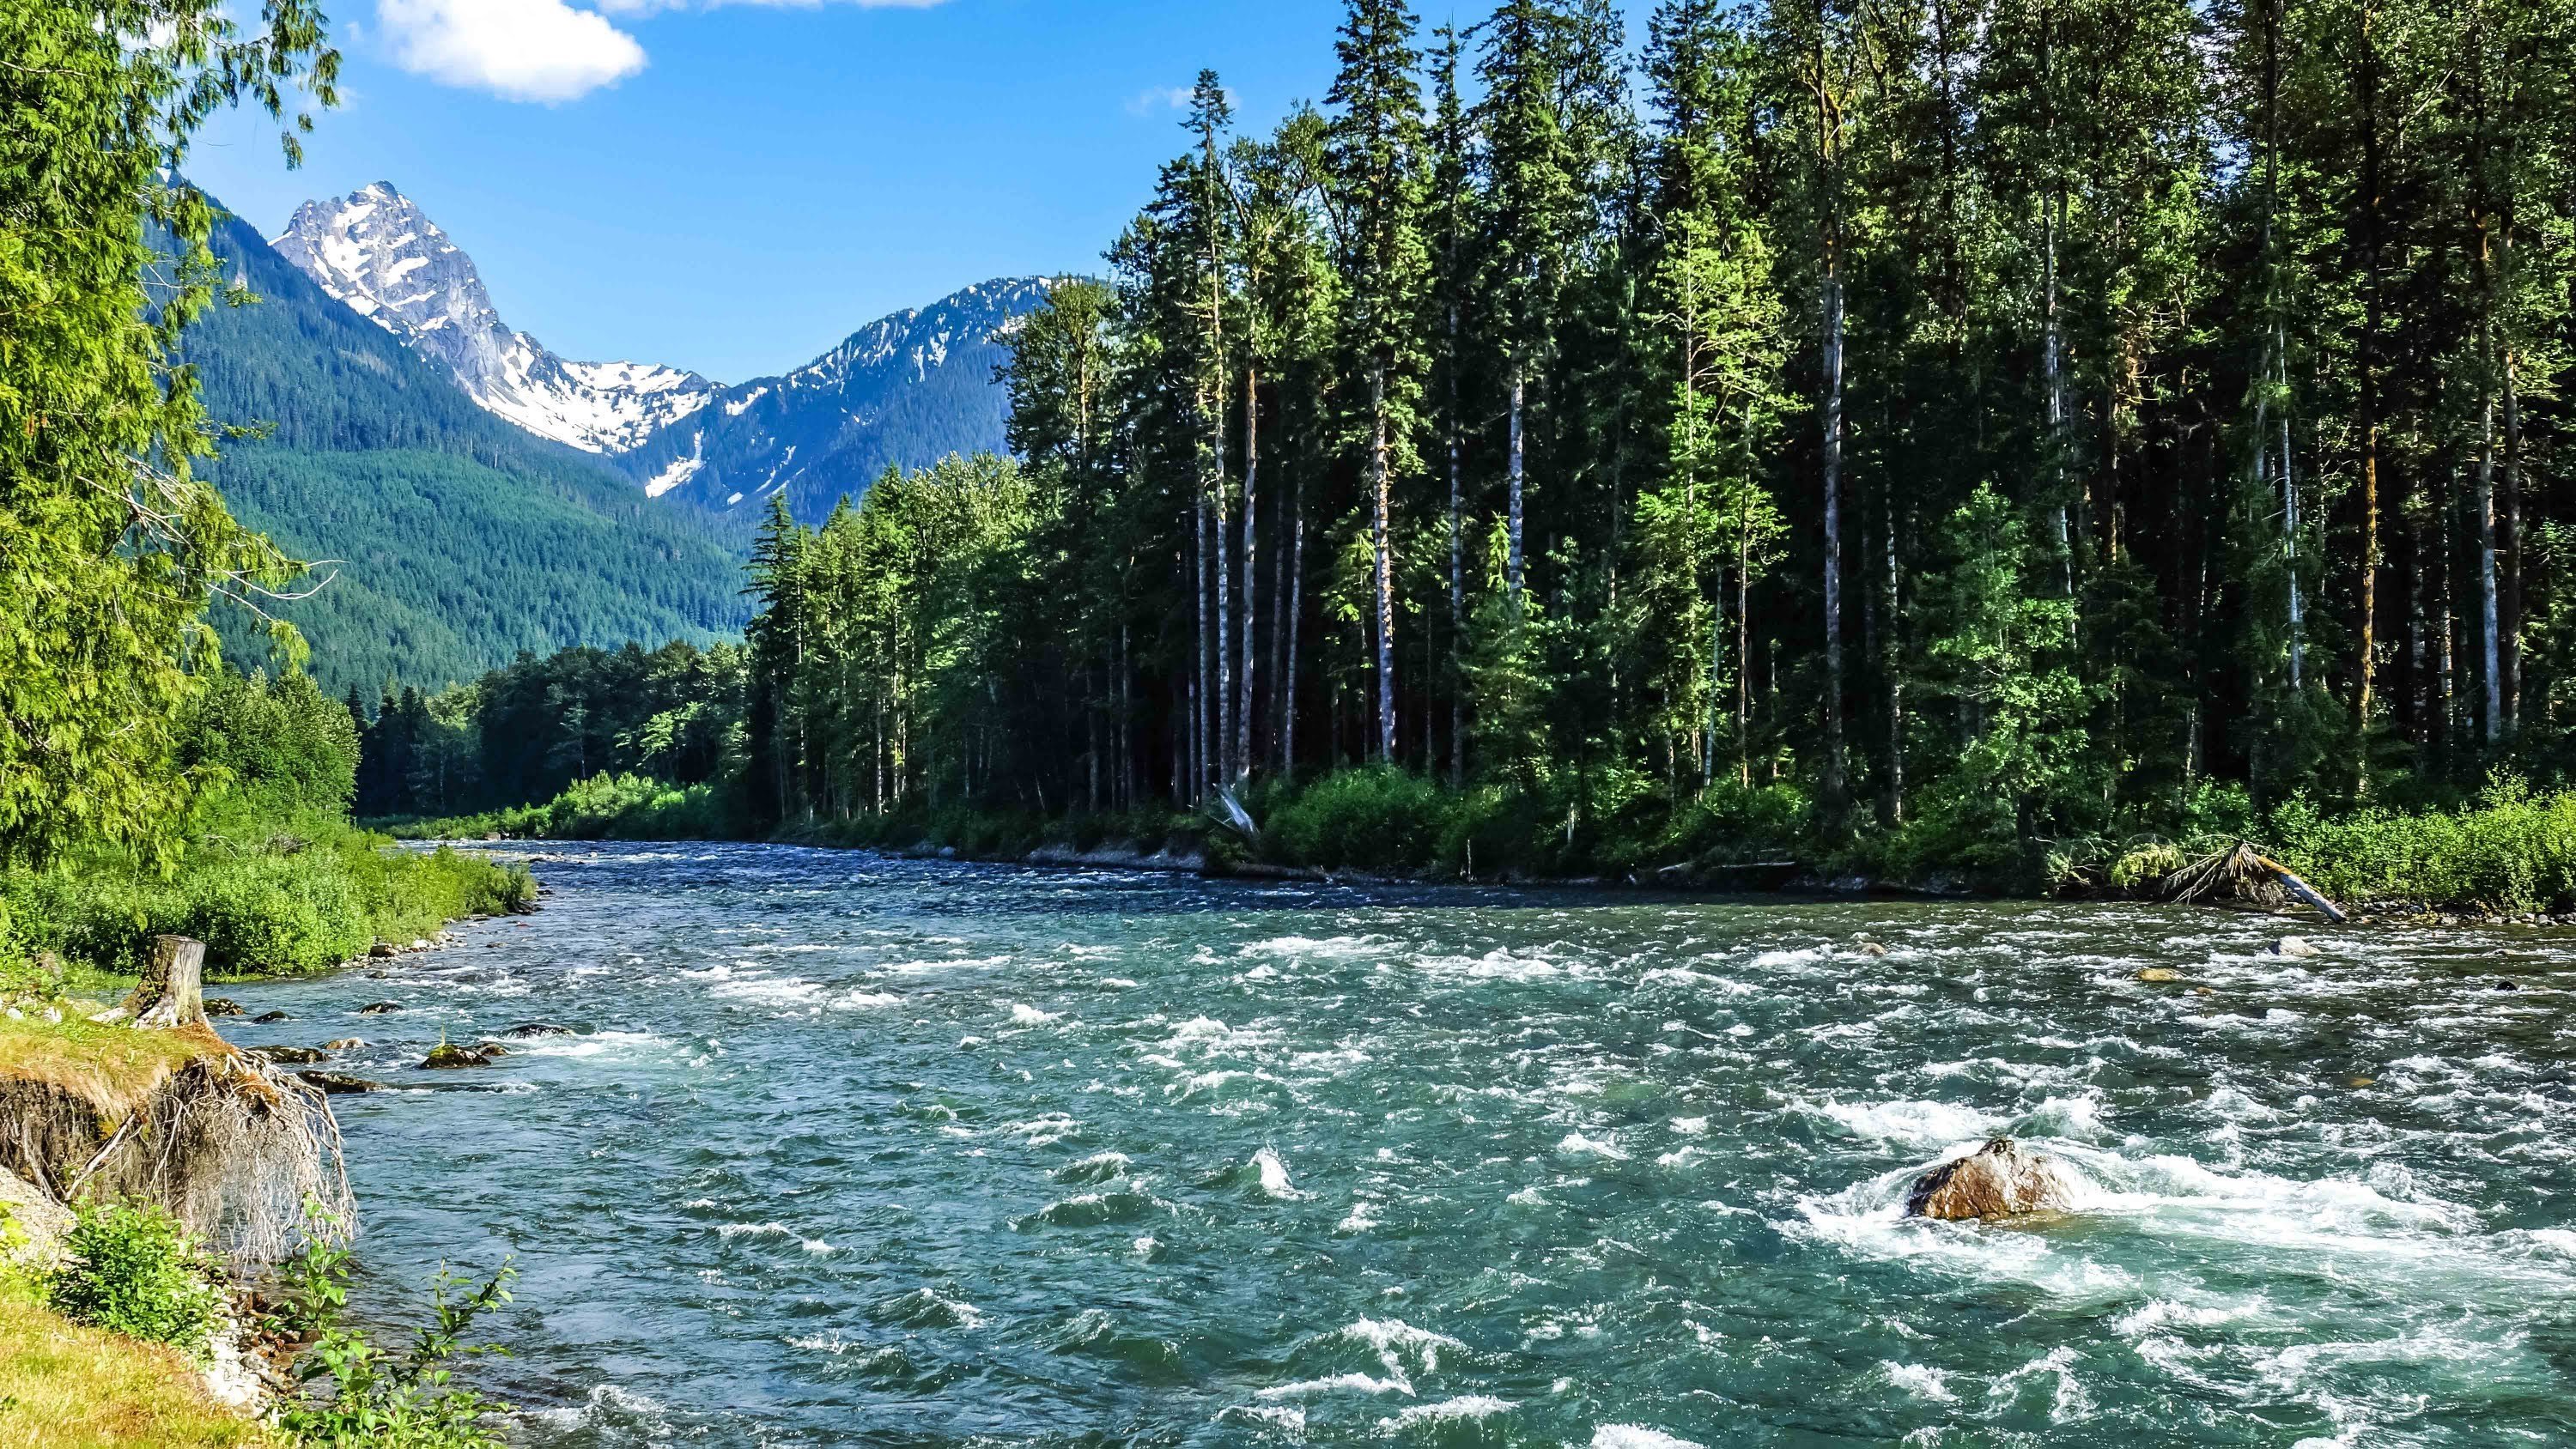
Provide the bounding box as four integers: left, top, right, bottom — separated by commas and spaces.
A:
252, 1046, 326, 1065
1905, 1138, 2081, 1221
2273, 937, 2319, 958
204, 998, 243, 1018
357, 1002, 404, 1016
505, 1022, 573, 1038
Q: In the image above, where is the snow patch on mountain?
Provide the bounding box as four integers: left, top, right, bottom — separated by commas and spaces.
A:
619, 276, 1065, 520
273, 182, 718, 454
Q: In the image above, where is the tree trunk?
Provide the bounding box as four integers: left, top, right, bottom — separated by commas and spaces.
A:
123, 937, 208, 1031
1238, 365, 1259, 785
2505, 349, 2523, 729
1214, 475, 1235, 785
1507, 361, 1527, 608
1371, 365, 1398, 762
1449, 300, 1466, 790
2478, 372, 2501, 745
1820, 269, 1847, 815
2355, 0, 2384, 753
1283, 470, 1307, 779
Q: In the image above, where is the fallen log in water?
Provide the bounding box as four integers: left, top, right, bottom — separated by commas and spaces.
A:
2166, 841, 2348, 925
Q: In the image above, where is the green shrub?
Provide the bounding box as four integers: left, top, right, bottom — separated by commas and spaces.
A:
274, 1208, 514, 1449
2270, 778, 2576, 911
404, 773, 735, 842
47, 1203, 224, 1359
1266, 767, 1449, 875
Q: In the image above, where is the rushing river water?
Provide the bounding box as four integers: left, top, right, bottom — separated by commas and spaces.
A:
221, 842, 2576, 1446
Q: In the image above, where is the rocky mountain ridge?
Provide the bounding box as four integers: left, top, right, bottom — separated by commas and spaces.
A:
273, 183, 720, 454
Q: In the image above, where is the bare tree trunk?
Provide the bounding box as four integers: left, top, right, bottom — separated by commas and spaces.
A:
1371, 365, 1398, 762
2282, 342, 2303, 693
2505, 350, 2523, 728
2478, 336, 2502, 745
1507, 361, 1527, 607
1283, 469, 1307, 780
1449, 302, 1466, 789
2044, 185, 2072, 592
1215, 477, 1235, 785
1237, 365, 1259, 785
1882, 484, 1904, 824
2356, 0, 2384, 754
1191, 510, 1208, 798
1820, 270, 1847, 815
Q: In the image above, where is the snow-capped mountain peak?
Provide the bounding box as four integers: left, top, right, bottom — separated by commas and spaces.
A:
272, 183, 719, 454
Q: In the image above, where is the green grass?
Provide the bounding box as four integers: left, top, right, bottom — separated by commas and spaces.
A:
0, 1282, 276, 1449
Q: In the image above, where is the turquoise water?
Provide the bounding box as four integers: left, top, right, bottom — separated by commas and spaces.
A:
225, 844, 2576, 1446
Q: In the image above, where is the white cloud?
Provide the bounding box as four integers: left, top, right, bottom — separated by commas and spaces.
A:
1125, 85, 1192, 116
376, 0, 647, 102
593, 0, 949, 12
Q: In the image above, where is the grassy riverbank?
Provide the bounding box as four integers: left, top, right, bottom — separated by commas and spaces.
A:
1, 808, 532, 990
395, 765, 2576, 914
2, 669, 534, 992
0, 1286, 276, 1449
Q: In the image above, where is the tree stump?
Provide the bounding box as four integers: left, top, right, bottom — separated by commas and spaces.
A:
121, 936, 209, 1029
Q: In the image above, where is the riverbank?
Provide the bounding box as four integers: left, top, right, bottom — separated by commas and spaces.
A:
0, 1287, 277, 1448
0, 1008, 289, 1446
400, 767, 2576, 919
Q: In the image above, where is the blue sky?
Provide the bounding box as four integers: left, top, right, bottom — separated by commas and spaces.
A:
189, 0, 1645, 385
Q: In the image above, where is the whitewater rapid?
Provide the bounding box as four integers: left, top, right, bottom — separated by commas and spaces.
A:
222, 844, 2576, 1445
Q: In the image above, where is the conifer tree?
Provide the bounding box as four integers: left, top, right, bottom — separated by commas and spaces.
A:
1324, 0, 1431, 762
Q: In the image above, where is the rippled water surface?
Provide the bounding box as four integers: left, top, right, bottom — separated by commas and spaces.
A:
222, 843, 2576, 1446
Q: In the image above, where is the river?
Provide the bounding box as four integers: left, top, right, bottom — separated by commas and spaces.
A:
221, 842, 2576, 1446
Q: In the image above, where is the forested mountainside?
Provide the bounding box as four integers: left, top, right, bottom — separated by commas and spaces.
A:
616, 276, 1060, 527
185, 202, 750, 694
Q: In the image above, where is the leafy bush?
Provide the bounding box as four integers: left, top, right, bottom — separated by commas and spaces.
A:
404, 773, 735, 842
273, 1210, 515, 1449
1266, 767, 1449, 875
47, 1203, 224, 1358
2270, 778, 2576, 912
180, 669, 360, 816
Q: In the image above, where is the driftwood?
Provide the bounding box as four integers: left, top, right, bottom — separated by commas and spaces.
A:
2167, 842, 2348, 924
121, 936, 210, 1029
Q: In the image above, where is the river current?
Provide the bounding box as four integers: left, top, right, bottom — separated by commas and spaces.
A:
222, 843, 2576, 1446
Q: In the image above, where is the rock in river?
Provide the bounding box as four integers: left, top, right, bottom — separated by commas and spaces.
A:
358, 1001, 404, 1016
506, 1022, 574, 1038
422, 1042, 489, 1070
1905, 1138, 2082, 1221
298, 1070, 384, 1094
253, 1046, 327, 1065
2273, 937, 2319, 958
204, 997, 243, 1017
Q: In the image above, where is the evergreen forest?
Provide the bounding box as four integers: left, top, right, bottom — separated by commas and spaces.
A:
388, 0, 2576, 900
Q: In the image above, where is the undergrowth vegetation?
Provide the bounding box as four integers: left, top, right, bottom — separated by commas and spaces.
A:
1, 670, 532, 982
272, 1208, 514, 1449
396, 745, 2576, 912
46, 1203, 224, 1360
397, 773, 733, 843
